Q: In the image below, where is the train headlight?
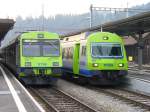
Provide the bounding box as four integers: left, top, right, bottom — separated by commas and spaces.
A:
118, 63, 124, 67
53, 62, 59, 67
93, 63, 99, 67
25, 62, 31, 67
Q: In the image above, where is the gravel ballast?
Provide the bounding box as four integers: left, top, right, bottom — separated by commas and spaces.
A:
56, 79, 145, 112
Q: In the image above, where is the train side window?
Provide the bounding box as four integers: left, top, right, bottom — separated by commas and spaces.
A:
62, 48, 65, 58
70, 47, 73, 59
63, 48, 68, 59
68, 47, 73, 59
66, 48, 69, 59
81, 46, 86, 56
64, 47, 73, 59
68, 48, 70, 59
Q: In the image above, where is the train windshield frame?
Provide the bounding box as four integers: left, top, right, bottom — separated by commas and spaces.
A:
91, 42, 123, 58
22, 39, 60, 57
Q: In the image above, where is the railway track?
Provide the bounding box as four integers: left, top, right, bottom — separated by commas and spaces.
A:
89, 87, 150, 111
128, 66, 150, 72
129, 65, 150, 69
30, 87, 98, 112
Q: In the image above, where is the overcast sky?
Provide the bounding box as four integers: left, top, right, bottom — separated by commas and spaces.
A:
0, 0, 149, 19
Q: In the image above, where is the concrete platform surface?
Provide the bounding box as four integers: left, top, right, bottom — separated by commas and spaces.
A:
0, 64, 45, 112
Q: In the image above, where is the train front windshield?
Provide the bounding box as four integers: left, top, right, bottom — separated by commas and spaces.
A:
22, 39, 60, 57
91, 43, 123, 58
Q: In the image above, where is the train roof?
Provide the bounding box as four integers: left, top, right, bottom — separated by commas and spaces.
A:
2, 31, 60, 49
63, 32, 95, 42
63, 31, 122, 42
20, 31, 59, 39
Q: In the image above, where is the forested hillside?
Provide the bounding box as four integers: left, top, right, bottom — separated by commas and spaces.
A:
2, 2, 150, 46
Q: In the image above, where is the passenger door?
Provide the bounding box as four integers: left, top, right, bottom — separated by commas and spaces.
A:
73, 43, 80, 74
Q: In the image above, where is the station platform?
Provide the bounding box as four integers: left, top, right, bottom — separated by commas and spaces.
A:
0, 64, 45, 112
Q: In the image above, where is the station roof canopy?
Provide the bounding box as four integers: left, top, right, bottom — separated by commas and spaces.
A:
0, 19, 15, 41
62, 11, 150, 37
93, 11, 150, 36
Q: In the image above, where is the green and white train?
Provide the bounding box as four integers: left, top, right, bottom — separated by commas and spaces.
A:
62, 32, 128, 85
0, 31, 62, 85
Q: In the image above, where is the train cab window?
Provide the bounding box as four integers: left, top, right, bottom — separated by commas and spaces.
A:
22, 39, 60, 57
91, 43, 123, 58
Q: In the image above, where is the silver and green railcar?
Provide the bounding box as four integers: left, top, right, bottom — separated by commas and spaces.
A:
62, 32, 128, 85
1, 31, 62, 85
